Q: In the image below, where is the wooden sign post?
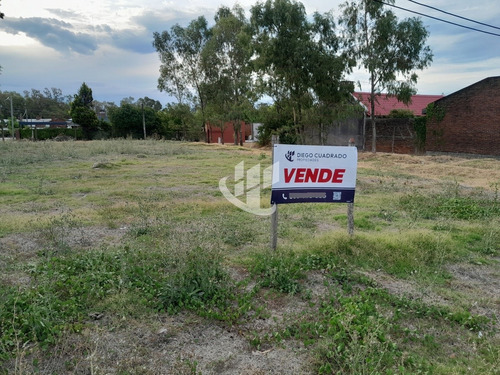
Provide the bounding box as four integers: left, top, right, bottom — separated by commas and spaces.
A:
271, 135, 279, 250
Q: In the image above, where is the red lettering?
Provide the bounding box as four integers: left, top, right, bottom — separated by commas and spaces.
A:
318, 169, 333, 183
331, 169, 345, 183
295, 168, 306, 183
305, 168, 319, 183
284, 168, 296, 183
284, 168, 347, 184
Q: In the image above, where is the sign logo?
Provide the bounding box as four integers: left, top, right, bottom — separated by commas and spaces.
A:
285, 150, 295, 162
219, 161, 277, 216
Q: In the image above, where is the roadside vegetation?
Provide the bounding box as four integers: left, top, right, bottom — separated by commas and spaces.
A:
0, 140, 499, 374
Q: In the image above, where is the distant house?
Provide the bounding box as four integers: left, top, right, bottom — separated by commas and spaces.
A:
352, 92, 443, 117
305, 92, 442, 153
19, 118, 71, 128
354, 93, 443, 153
205, 121, 252, 145
426, 76, 500, 156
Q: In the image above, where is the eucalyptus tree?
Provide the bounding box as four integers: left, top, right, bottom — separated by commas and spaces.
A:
203, 5, 255, 145
153, 17, 211, 140
251, 0, 352, 143
108, 103, 160, 138
23, 88, 71, 119
340, 0, 432, 152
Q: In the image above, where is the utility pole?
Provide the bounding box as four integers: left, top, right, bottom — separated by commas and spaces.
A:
142, 103, 146, 140
5, 97, 14, 140
0, 105, 5, 141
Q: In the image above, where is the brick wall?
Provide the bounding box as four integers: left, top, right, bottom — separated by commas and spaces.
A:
364, 118, 417, 154
304, 117, 418, 154
206, 122, 251, 144
303, 118, 364, 147
426, 77, 500, 156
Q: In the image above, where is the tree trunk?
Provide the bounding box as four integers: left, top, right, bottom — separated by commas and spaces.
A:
233, 119, 239, 146
371, 113, 376, 153
220, 120, 225, 145
370, 78, 377, 153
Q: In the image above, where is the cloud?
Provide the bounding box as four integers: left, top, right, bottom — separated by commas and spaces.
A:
110, 10, 200, 54
45, 8, 82, 20
111, 29, 155, 54
0, 8, 201, 56
132, 10, 203, 32
1, 17, 99, 54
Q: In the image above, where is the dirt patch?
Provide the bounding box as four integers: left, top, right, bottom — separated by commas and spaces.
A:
360, 270, 450, 307
446, 260, 500, 322
4, 289, 319, 374
0, 226, 127, 256
362, 261, 500, 332
2, 268, 335, 374
358, 152, 500, 191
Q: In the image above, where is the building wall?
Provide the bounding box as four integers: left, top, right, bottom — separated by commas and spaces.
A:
426, 77, 500, 156
304, 117, 417, 154
364, 118, 417, 154
304, 118, 364, 147
207, 122, 251, 144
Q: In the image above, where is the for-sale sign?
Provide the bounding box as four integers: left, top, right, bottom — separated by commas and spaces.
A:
271, 144, 358, 205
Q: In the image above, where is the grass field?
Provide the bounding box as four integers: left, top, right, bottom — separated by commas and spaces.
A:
0, 139, 499, 374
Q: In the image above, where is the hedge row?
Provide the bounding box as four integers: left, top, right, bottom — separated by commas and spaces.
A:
19, 127, 83, 141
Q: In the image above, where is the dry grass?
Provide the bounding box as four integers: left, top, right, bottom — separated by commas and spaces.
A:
1, 141, 499, 374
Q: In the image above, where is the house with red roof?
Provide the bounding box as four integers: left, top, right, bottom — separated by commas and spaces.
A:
352, 92, 443, 117
305, 92, 443, 154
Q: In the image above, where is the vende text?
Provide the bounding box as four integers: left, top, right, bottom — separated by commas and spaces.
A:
284, 168, 346, 184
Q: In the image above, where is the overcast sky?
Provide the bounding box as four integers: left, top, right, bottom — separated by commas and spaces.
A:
1, 0, 499, 105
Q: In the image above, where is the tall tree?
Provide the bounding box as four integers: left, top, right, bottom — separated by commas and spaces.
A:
251, 0, 352, 143
159, 103, 199, 141
23, 88, 71, 119
70, 82, 98, 140
109, 103, 160, 138
137, 97, 162, 111
340, 0, 432, 152
153, 17, 211, 140
203, 5, 255, 145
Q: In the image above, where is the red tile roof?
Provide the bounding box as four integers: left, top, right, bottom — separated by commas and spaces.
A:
353, 92, 443, 117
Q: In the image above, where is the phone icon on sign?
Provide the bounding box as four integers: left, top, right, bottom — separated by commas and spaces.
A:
282, 193, 288, 200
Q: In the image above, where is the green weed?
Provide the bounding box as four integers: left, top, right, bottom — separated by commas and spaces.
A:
0, 244, 251, 362
400, 185, 500, 221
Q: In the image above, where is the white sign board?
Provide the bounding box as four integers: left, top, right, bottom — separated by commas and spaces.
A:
271, 144, 358, 204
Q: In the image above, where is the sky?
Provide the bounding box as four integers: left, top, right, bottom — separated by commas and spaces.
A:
1, 0, 499, 106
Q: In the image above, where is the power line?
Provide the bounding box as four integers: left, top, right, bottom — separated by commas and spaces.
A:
407, 0, 500, 31
371, 0, 500, 37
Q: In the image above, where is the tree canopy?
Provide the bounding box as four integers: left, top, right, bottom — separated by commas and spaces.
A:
70, 83, 99, 139
153, 0, 364, 145
340, 0, 432, 151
